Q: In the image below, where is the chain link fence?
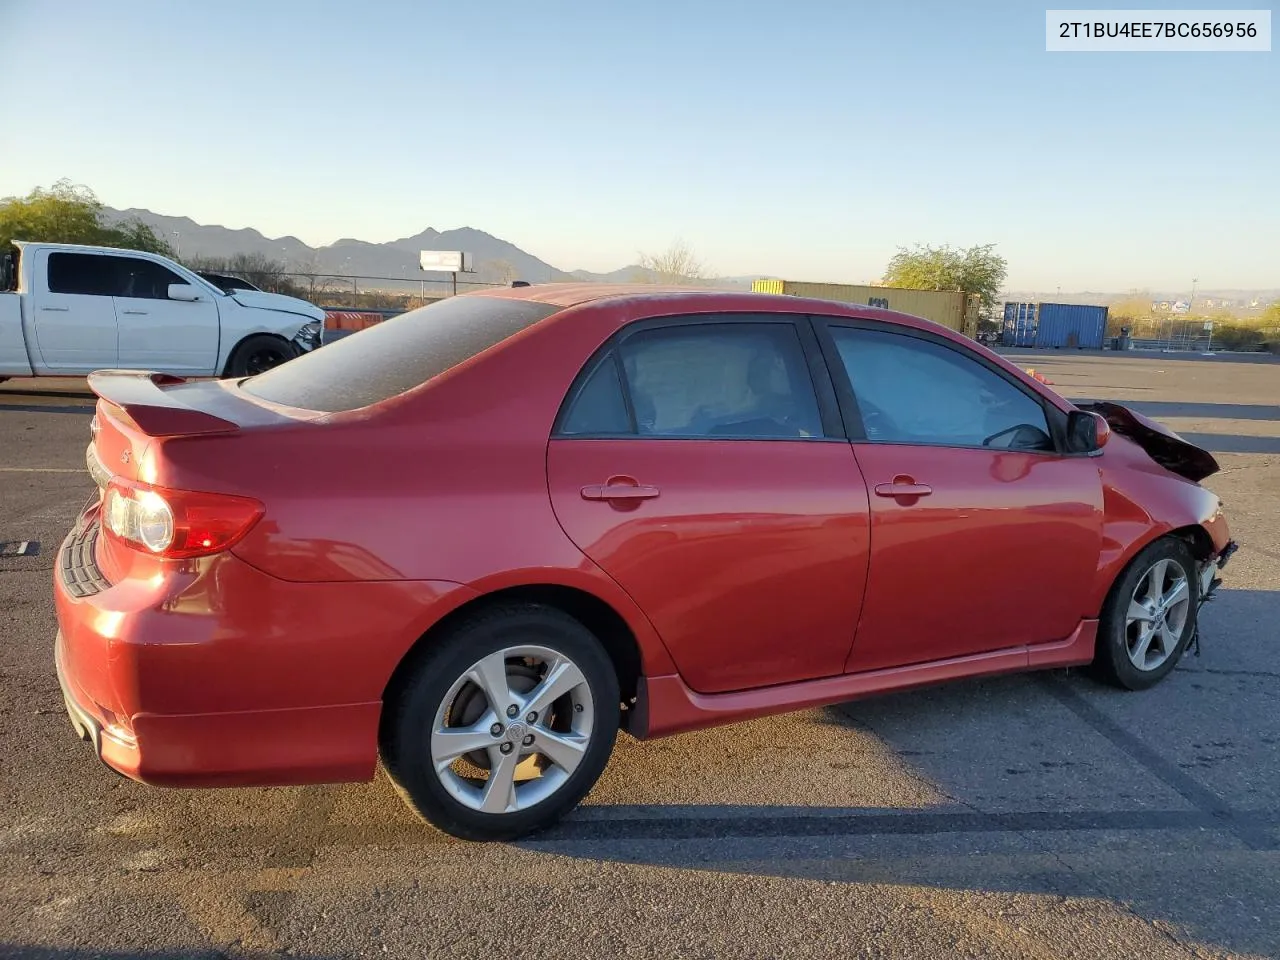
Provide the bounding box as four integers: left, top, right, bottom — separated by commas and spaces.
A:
250, 270, 508, 311
1120, 316, 1280, 353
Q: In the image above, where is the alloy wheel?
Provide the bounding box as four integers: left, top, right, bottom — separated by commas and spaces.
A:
430, 645, 595, 814
1124, 557, 1191, 671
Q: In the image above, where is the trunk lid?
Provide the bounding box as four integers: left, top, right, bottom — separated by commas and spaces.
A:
1074, 399, 1220, 482
86, 370, 321, 494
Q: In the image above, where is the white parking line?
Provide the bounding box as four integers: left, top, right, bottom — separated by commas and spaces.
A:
0, 467, 83, 473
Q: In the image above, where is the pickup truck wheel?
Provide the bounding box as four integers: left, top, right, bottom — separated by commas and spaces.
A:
224, 335, 297, 378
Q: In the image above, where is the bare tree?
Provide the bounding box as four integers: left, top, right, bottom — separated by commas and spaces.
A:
635, 238, 708, 285
486, 258, 518, 285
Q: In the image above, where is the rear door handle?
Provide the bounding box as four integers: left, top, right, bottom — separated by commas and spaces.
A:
581, 481, 661, 502
40, 306, 69, 312
121, 309, 148, 315
874, 477, 933, 498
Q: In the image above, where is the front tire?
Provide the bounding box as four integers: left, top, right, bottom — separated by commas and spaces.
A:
1093, 537, 1199, 690
223, 334, 297, 378
380, 604, 620, 841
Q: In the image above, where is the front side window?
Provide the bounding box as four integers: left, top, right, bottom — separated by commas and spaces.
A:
619, 322, 823, 439
831, 327, 1054, 451
113, 257, 186, 300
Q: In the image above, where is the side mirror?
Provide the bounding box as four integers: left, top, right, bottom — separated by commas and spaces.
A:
168, 283, 202, 302
1067, 409, 1110, 453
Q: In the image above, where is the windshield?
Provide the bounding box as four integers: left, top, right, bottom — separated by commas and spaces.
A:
238, 294, 560, 413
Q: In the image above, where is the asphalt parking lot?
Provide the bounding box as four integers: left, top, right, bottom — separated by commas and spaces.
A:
2, 350, 1278, 960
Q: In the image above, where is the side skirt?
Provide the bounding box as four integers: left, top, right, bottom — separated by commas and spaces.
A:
627, 620, 1098, 740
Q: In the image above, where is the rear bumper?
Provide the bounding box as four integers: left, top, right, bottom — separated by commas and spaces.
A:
52, 520, 470, 788
55, 629, 380, 787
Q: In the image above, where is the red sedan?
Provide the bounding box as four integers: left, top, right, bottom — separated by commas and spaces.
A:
54, 285, 1236, 841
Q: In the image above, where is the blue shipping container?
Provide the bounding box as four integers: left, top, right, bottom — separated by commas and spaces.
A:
1001, 302, 1039, 347
1002, 302, 1107, 349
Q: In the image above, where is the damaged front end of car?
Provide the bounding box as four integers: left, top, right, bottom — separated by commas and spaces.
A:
1074, 400, 1221, 483
1076, 399, 1241, 658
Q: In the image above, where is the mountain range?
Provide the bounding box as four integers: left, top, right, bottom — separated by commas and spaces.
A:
102, 207, 750, 290
99, 208, 1276, 307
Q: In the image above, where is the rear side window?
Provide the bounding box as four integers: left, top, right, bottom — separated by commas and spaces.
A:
240, 295, 561, 412
621, 323, 823, 438
47, 253, 124, 296
559, 353, 632, 435
557, 320, 825, 439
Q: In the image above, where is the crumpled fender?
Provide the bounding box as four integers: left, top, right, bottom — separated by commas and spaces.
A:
1075, 400, 1219, 483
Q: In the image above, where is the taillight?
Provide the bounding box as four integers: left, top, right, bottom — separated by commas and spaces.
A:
101, 479, 264, 559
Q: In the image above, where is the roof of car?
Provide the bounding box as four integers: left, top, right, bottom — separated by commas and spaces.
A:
463, 281, 952, 331
467, 282, 754, 308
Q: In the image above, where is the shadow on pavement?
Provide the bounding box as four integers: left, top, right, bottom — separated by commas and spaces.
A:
1108, 400, 1280, 422
1177, 433, 1280, 455
1055, 398, 1280, 455
0, 950, 348, 960
1003, 349, 1280, 366
0, 950, 228, 960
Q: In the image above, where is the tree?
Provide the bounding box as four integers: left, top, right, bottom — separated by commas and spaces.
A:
880, 243, 1007, 316
0, 179, 172, 254
485, 258, 518, 285
183, 252, 305, 298
635, 238, 707, 285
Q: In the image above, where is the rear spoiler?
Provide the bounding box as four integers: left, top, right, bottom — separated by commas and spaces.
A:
86, 371, 240, 438
1075, 399, 1219, 483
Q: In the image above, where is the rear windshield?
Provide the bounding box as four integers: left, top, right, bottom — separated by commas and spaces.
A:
239, 295, 561, 413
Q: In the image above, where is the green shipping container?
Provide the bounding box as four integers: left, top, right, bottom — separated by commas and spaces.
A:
751, 279, 978, 336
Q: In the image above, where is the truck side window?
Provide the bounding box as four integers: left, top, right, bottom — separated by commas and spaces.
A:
47, 253, 122, 297
115, 258, 186, 300
47, 253, 186, 300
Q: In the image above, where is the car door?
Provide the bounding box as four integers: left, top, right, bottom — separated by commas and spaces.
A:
547, 315, 872, 695
111, 255, 220, 374
32, 251, 120, 372
814, 321, 1105, 673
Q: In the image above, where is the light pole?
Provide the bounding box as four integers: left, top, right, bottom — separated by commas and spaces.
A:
1189, 278, 1198, 352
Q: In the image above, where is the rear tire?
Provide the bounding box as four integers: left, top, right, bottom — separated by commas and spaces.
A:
1093, 536, 1199, 691
380, 604, 620, 841
223, 334, 296, 378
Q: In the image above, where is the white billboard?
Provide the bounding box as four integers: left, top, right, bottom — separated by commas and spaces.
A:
420, 250, 474, 273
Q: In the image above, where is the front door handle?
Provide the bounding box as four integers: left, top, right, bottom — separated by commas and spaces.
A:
874, 476, 933, 498
581, 479, 661, 502
40, 306, 69, 312
121, 309, 148, 315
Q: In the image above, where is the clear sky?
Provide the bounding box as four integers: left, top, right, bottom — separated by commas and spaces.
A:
1, 0, 1275, 291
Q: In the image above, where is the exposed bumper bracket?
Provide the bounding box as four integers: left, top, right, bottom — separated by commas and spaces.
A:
55, 633, 103, 756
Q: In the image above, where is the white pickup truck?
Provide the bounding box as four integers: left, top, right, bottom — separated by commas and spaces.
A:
0, 241, 324, 381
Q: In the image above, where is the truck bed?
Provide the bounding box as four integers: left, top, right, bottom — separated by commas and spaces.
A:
0, 293, 34, 377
